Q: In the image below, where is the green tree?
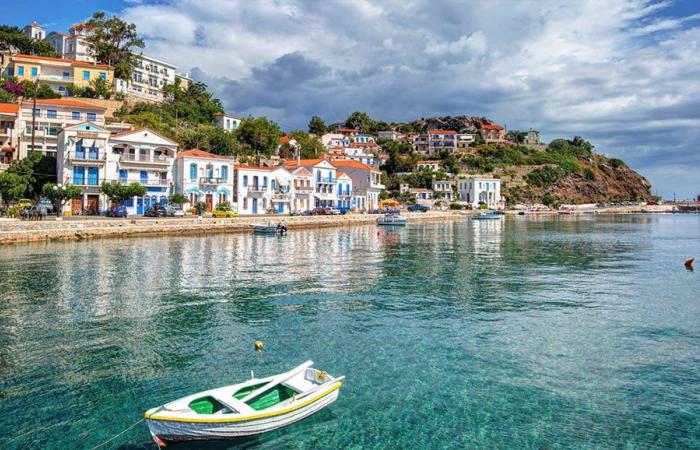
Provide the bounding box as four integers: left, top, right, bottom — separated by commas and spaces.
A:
88, 77, 112, 98
169, 193, 188, 206
174, 126, 241, 156
235, 117, 281, 157
42, 183, 82, 215
100, 181, 147, 206
85, 12, 145, 79
21, 81, 61, 99
0, 172, 29, 203
308, 116, 328, 135
290, 130, 325, 159
344, 111, 375, 133
3, 152, 57, 198
506, 130, 527, 144
0, 25, 57, 56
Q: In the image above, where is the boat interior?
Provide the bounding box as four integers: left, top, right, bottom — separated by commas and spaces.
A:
158, 361, 339, 417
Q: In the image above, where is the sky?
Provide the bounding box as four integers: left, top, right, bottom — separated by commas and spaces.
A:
7, 0, 700, 199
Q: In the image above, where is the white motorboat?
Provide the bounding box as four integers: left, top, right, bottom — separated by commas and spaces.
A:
471, 211, 503, 220
144, 361, 343, 446
252, 222, 287, 234
377, 214, 407, 226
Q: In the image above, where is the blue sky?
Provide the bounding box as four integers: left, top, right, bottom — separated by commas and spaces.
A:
5, 0, 700, 199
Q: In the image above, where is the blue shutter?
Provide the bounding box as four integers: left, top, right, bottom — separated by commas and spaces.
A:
221, 165, 228, 181
119, 169, 127, 182
243, 175, 248, 187
75, 140, 84, 159
87, 113, 96, 121
73, 167, 85, 185
190, 163, 197, 180
140, 171, 148, 183
87, 167, 99, 185
263, 176, 267, 187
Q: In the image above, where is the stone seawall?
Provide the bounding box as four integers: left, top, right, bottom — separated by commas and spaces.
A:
0, 212, 468, 245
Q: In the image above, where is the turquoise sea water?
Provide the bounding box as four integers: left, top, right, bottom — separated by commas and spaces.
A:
0, 215, 699, 449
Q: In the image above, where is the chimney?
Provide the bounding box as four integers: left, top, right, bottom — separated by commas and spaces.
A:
296, 149, 301, 166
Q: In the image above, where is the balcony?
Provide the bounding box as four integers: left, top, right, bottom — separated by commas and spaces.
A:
246, 186, 267, 197
199, 177, 226, 185
272, 191, 291, 201
294, 185, 313, 193
119, 154, 172, 166
69, 152, 106, 163
317, 177, 336, 184
37, 74, 74, 84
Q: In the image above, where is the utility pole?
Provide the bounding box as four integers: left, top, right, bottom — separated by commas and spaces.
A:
30, 80, 38, 157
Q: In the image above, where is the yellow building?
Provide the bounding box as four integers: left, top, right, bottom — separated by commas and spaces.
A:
3, 54, 114, 95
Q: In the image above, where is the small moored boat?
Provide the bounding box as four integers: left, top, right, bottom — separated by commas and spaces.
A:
252, 221, 287, 235
377, 213, 407, 226
471, 211, 503, 220
144, 361, 343, 446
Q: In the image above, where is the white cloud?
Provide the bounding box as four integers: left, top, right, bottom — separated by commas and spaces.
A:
121, 0, 700, 198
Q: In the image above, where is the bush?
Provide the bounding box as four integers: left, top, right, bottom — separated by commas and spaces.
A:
542, 194, 556, 206
609, 158, 626, 169
527, 166, 566, 187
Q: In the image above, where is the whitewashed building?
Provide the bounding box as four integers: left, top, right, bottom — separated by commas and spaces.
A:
175, 149, 235, 213
284, 158, 339, 209
19, 98, 106, 159
108, 128, 179, 215
330, 160, 384, 211
320, 133, 350, 149
432, 179, 455, 202
213, 112, 241, 132
457, 176, 502, 208
236, 165, 277, 215
291, 167, 314, 213
114, 54, 177, 102
57, 122, 111, 214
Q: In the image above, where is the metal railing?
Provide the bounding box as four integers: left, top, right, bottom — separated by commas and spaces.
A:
199, 177, 226, 184
70, 152, 106, 162
119, 154, 171, 164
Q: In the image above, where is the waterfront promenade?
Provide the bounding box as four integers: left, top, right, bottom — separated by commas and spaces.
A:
0, 211, 467, 245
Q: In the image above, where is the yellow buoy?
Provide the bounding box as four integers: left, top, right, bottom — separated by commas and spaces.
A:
255, 340, 264, 352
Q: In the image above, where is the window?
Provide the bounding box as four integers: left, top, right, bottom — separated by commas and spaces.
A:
31, 67, 38, 77
243, 198, 248, 209
72, 111, 80, 120
73, 167, 85, 184
17, 66, 24, 76
33, 108, 40, 117
99, 72, 106, 80
58, 86, 65, 92
221, 165, 228, 181
87, 167, 99, 186
190, 164, 197, 180
87, 112, 96, 121
119, 169, 127, 182
47, 110, 57, 119
243, 175, 248, 187
140, 171, 148, 183
271, 179, 277, 190
263, 176, 267, 187
63, 71, 70, 78
83, 71, 90, 80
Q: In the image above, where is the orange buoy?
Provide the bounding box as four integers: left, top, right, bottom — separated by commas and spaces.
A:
685, 258, 694, 269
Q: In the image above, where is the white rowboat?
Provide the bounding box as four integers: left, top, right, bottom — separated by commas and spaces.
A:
377, 214, 407, 226
144, 361, 343, 446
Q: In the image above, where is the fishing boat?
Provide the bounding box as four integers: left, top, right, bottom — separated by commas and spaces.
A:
377, 213, 407, 226
144, 361, 344, 446
252, 222, 287, 234
471, 211, 503, 220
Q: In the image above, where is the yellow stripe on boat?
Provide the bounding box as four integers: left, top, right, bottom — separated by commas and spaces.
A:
145, 381, 342, 423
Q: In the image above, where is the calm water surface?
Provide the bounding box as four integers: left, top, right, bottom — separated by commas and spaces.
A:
0, 215, 699, 449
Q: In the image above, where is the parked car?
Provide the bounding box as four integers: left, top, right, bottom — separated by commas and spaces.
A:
408, 204, 430, 212
106, 205, 128, 217
328, 207, 342, 215
17, 198, 32, 209
167, 207, 185, 217
20, 205, 47, 220
311, 207, 332, 215
212, 204, 237, 218
144, 204, 168, 217
38, 198, 54, 213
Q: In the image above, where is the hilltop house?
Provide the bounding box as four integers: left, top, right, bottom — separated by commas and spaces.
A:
213, 112, 241, 132
480, 124, 506, 143
416, 160, 441, 171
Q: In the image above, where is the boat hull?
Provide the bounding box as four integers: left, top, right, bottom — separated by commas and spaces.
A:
252, 225, 283, 234
146, 387, 339, 444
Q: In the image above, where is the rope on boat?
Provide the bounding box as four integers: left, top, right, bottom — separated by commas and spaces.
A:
89, 418, 145, 450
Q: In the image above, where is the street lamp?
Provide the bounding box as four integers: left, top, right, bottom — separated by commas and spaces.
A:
54, 184, 63, 219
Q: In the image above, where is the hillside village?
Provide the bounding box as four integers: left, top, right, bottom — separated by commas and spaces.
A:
0, 16, 653, 217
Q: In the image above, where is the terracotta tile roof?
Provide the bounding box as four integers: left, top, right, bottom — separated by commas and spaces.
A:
427, 129, 457, 134
12, 53, 113, 69
283, 158, 325, 168
481, 124, 504, 130
237, 164, 279, 171
0, 103, 19, 114
23, 98, 107, 109
177, 149, 235, 160
336, 171, 351, 178
330, 159, 373, 171
292, 167, 312, 176
279, 135, 292, 144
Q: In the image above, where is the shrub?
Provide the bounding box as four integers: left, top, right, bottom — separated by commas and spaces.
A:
527, 166, 566, 187
542, 194, 556, 206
